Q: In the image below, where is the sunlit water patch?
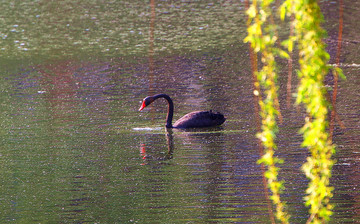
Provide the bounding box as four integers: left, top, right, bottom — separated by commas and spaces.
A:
132, 127, 163, 131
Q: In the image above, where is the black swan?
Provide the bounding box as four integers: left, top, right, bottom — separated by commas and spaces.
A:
139, 94, 226, 128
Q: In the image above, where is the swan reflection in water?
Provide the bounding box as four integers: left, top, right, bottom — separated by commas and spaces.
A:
140, 128, 174, 165
139, 127, 225, 165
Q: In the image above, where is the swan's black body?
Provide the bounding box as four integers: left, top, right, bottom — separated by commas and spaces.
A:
139, 94, 226, 128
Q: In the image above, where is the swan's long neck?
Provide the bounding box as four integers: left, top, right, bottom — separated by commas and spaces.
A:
153, 94, 174, 128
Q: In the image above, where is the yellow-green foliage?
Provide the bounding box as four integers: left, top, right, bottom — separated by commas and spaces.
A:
246, 0, 337, 223
245, 0, 290, 223
281, 0, 335, 223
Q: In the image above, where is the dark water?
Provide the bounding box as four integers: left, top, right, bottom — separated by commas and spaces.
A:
1, 1, 359, 223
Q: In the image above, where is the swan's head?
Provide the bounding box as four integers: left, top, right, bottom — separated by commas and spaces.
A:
139, 96, 154, 111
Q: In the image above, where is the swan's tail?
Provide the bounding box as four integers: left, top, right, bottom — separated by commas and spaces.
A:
209, 110, 226, 125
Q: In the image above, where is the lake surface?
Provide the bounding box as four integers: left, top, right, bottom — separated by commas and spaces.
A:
1, 1, 359, 223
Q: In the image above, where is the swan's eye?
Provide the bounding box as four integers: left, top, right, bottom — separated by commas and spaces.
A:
145, 97, 154, 105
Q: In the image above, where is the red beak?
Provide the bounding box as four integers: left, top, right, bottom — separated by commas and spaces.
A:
139, 101, 146, 111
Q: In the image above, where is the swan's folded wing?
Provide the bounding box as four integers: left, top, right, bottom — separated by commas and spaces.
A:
173, 111, 226, 128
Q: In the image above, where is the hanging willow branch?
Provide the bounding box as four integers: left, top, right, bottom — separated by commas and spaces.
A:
244, 0, 289, 223
245, 0, 341, 223
281, 0, 337, 223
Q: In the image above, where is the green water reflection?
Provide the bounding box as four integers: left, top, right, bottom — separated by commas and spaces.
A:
1, 0, 245, 60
